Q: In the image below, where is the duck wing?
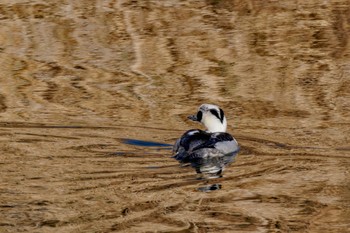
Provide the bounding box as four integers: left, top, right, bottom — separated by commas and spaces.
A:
192, 132, 239, 154
173, 129, 210, 161
180, 129, 211, 151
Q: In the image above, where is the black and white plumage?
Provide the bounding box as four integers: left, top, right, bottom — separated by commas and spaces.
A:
173, 104, 239, 165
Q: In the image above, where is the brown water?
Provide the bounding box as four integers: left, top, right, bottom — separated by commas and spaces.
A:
0, 0, 349, 232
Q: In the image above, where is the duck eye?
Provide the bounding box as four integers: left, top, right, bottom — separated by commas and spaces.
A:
196, 111, 203, 122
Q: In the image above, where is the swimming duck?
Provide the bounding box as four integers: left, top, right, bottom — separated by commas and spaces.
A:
173, 104, 239, 163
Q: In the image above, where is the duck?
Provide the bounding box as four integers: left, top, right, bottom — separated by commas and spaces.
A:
173, 104, 239, 163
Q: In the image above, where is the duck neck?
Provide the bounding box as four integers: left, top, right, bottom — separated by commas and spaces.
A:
206, 123, 226, 133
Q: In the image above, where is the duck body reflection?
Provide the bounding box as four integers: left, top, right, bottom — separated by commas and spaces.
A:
173, 104, 239, 176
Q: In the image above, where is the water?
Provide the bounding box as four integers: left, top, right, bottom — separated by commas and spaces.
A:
0, 0, 349, 232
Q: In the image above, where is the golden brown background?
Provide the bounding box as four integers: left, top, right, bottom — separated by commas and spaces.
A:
0, 0, 349, 232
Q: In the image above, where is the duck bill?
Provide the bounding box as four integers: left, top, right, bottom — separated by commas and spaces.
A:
188, 115, 198, 121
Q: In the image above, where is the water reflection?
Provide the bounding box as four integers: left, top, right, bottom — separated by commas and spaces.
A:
189, 149, 239, 192
190, 150, 239, 179
197, 184, 222, 192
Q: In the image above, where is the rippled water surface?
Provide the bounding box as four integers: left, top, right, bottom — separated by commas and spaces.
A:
0, 0, 349, 232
